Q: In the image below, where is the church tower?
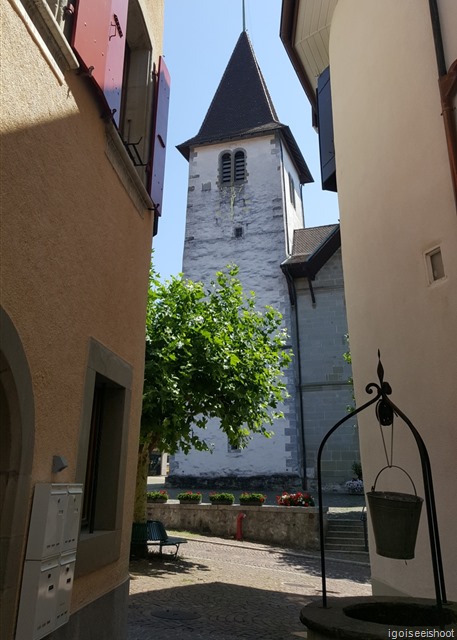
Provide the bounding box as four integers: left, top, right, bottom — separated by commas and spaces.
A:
171, 31, 313, 487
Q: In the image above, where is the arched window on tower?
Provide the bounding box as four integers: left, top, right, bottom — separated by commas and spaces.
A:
234, 150, 246, 182
219, 150, 246, 186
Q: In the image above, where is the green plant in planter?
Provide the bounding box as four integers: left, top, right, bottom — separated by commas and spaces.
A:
239, 492, 266, 505
147, 489, 169, 503
177, 491, 202, 503
209, 492, 235, 505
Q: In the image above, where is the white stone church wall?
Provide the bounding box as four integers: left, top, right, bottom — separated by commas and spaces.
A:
169, 134, 304, 487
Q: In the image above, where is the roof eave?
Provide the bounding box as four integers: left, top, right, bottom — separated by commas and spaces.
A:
279, 126, 313, 184
280, 0, 318, 113
178, 125, 313, 184
281, 225, 341, 279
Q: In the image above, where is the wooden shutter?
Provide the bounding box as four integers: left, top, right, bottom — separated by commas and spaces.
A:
72, 0, 128, 126
149, 56, 171, 218
317, 66, 337, 192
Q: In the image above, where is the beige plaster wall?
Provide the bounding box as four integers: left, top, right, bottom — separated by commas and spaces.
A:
329, 0, 457, 598
1, 0, 163, 620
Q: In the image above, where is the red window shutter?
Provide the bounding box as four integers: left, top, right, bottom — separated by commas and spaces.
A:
72, 0, 128, 126
148, 56, 171, 217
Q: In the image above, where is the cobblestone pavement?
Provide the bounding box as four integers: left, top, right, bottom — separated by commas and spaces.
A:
128, 535, 371, 640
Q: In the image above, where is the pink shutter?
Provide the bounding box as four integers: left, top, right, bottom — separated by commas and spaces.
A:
148, 57, 171, 217
72, 0, 128, 126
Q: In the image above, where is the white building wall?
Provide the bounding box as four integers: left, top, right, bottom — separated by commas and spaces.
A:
170, 133, 303, 485
329, 0, 457, 599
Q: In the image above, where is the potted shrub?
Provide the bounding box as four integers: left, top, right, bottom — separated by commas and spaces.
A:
209, 492, 235, 505
276, 491, 315, 506
147, 489, 169, 503
177, 491, 202, 504
239, 492, 266, 506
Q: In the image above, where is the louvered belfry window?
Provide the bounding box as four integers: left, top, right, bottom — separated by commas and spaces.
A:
221, 153, 232, 183
234, 151, 246, 182
220, 150, 246, 185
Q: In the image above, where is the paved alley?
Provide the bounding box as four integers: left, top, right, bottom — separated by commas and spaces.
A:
128, 535, 371, 640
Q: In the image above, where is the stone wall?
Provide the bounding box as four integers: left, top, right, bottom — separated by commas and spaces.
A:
147, 502, 328, 550
295, 249, 359, 487
170, 133, 302, 483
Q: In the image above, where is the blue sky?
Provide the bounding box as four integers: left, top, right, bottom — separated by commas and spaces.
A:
154, 0, 339, 280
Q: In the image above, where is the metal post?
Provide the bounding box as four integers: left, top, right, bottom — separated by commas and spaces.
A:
316, 356, 447, 616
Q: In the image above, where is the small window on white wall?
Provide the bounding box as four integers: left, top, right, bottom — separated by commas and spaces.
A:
425, 247, 446, 283
288, 172, 296, 208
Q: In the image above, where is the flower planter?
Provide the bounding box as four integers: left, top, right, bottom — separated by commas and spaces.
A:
177, 492, 202, 504
239, 493, 266, 506
147, 490, 169, 503
276, 491, 315, 507
209, 492, 235, 505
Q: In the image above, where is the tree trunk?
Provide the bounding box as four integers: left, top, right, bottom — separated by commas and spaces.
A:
133, 442, 149, 523
130, 443, 149, 558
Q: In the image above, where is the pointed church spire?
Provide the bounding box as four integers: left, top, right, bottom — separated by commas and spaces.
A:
177, 31, 313, 184
178, 32, 279, 151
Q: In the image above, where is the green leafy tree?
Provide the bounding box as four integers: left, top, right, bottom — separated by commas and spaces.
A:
134, 265, 292, 522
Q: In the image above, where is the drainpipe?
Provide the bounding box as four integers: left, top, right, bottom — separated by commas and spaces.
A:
428, 0, 457, 209
282, 267, 308, 490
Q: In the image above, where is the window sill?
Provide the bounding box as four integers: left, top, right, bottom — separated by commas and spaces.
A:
75, 529, 121, 577
10, 0, 79, 84
105, 122, 155, 218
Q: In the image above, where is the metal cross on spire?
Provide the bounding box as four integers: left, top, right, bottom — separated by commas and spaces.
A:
242, 0, 246, 31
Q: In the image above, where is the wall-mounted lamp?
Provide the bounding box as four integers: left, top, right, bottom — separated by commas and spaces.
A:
52, 455, 68, 474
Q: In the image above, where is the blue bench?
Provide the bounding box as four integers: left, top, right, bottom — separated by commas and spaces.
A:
147, 520, 187, 557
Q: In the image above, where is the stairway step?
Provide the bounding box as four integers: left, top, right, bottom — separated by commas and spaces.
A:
327, 519, 364, 526
325, 536, 365, 544
326, 543, 368, 551
326, 529, 365, 537
327, 527, 364, 536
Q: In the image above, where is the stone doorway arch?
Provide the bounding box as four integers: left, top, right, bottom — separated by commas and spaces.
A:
0, 307, 35, 640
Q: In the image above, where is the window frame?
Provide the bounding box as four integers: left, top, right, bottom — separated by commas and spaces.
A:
75, 339, 133, 576
219, 149, 246, 186
13, 0, 79, 77
288, 172, 296, 208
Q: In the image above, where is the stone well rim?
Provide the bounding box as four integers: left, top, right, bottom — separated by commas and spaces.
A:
300, 596, 457, 639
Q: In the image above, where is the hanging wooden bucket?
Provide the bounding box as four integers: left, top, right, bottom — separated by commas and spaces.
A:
367, 465, 423, 560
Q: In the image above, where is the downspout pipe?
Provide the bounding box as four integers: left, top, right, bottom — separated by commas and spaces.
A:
282, 267, 308, 490
428, 0, 447, 76
428, 0, 457, 208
